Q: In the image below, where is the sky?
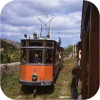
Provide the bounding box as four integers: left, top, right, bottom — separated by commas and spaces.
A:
0, 0, 83, 47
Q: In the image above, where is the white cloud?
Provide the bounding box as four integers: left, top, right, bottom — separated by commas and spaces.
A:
1, 32, 21, 36
51, 12, 81, 30
0, 0, 83, 47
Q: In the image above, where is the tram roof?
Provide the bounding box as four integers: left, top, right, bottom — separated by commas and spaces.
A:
21, 38, 57, 42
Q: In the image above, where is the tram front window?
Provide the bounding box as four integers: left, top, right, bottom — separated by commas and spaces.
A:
33, 53, 41, 63
29, 50, 42, 63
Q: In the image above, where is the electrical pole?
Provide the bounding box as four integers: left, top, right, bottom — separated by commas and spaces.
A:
73, 41, 74, 58
75, 43, 76, 58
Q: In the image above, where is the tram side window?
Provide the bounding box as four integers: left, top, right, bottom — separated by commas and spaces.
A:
21, 49, 26, 63
47, 42, 53, 47
29, 50, 42, 63
29, 41, 43, 46
21, 40, 26, 46
46, 50, 53, 63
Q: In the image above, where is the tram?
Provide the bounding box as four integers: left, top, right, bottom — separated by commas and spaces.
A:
80, 1, 99, 98
19, 13, 63, 86
19, 36, 63, 86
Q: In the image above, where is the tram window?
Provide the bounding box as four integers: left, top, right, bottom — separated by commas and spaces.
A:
29, 50, 42, 63
46, 50, 53, 63
29, 41, 43, 46
21, 49, 26, 63
47, 42, 53, 47
21, 40, 26, 46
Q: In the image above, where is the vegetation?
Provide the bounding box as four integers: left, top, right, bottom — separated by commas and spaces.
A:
58, 37, 62, 46
1, 58, 76, 99
1, 66, 22, 99
1, 51, 20, 63
1, 40, 17, 52
64, 45, 73, 57
1, 40, 20, 63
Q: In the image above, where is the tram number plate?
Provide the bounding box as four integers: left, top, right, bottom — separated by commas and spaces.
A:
34, 68, 36, 72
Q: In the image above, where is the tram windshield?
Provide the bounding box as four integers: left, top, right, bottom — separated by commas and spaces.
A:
21, 49, 43, 64
29, 49, 42, 63
21, 49, 53, 64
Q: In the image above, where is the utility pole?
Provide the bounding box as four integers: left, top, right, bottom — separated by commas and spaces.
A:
50, 26, 51, 39
73, 41, 74, 58
75, 43, 76, 58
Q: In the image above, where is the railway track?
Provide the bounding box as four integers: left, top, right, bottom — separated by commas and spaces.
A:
23, 88, 37, 100
21, 86, 53, 99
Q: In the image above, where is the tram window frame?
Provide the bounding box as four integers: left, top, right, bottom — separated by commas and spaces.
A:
21, 48, 26, 64
28, 49, 43, 64
29, 41, 43, 46
46, 42, 53, 47
21, 40, 26, 46
45, 49, 53, 64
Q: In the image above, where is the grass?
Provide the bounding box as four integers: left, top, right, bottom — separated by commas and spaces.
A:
1, 66, 23, 99
1, 58, 77, 99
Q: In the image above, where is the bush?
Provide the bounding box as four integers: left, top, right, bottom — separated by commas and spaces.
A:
1, 52, 11, 63
1, 39, 20, 63
64, 45, 73, 57
1, 51, 20, 63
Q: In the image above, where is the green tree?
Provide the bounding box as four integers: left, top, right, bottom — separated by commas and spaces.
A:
1, 51, 11, 63
64, 45, 73, 57
58, 37, 61, 46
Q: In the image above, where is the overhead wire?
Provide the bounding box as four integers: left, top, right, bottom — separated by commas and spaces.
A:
34, 0, 48, 17
34, 0, 58, 35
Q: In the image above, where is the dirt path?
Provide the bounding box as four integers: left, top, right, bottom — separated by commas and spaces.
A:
58, 58, 76, 99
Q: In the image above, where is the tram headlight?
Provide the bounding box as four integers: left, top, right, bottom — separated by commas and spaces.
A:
33, 33, 37, 39
32, 74, 38, 81
24, 34, 27, 39
47, 34, 50, 38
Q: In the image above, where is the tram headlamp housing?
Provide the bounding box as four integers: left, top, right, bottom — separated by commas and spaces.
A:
33, 33, 38, 39
24, 34, 27, 39
47, 34, 50, 38
32, 74, 38, 81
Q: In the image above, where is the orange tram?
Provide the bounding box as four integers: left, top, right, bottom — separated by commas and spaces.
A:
19, 36, 63, 86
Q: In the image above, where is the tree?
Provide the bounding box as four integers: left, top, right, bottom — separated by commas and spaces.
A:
1, 51, 11, 63
58, 37, 61, 46
64, 45, 73, 57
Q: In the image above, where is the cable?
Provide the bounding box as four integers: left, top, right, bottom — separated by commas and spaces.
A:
34, 0, 59, 38
34, 0, 48, 17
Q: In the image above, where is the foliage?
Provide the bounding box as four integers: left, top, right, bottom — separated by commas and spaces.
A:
0, 39, 76, 99
58, 37, 61, 46
1, 67, 22, 99
64, 45, 73, 57
1, 52, 11, 63
1, 40, 20, 63
1, 51, 20, 63
1, 58, 76, 99
1, 40, 16, 53
11, 51, 21, 62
